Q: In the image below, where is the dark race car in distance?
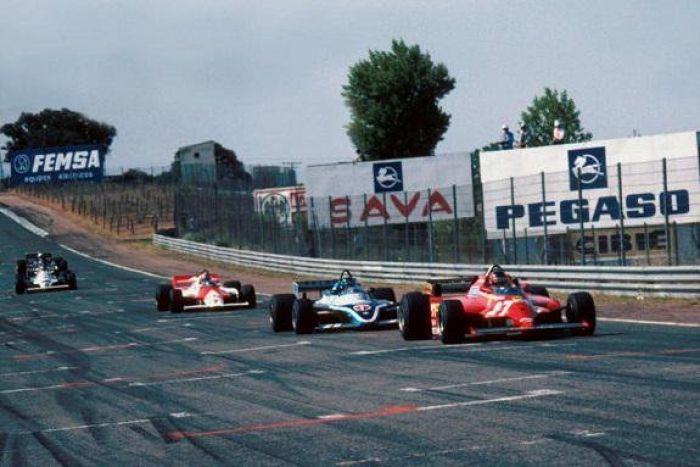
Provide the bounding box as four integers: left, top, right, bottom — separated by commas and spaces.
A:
399, 264, 596, 343
269, 270, 398, 334
15, 252, 77, 294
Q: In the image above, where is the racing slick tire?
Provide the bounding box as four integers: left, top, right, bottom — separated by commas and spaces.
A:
15, 277, 26, 295
170, 288, 185, 313
398, 292, 432, 340
369, 287, 396, 303
240, 284, 256, 309
55, 257, 68, 272
438, 300, 464, 344
67, 272, 78, 290
156, 284, 172, 311
566, 292, 596, 336
224, 280, 242, 292
269, 294, 295, 332
16, 260, 27, 276
292, 298, 315, 335
526, 285, 549, 297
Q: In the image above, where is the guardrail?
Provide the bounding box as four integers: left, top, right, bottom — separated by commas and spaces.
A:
153, 234, 700, 298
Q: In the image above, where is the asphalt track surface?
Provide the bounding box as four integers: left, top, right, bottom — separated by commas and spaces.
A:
0, 215, 698, 466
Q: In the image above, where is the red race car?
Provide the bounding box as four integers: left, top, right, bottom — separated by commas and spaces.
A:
155, 270, 256, 313
398, 264, 596, 343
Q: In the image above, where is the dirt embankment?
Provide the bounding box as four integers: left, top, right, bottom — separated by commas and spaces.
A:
1, 191, 698, 323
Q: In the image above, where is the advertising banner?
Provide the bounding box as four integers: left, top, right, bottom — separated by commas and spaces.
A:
305, 152, 474, 228
253, 186, 306, 225
9, 145, 105, 185
480, 131, 700, 239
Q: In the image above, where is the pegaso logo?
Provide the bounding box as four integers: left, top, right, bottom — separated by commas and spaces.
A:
12, 154, 31, 174
568, 147, 607, 190
373, 161, 403, 193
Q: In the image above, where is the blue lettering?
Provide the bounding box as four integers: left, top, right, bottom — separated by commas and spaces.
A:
626, 193, 655, 218
561, 199, 589, 224
660, 190, 690, 215
496, 205, 525, 229
528, 202, 556, 227
592, 196, 621, 222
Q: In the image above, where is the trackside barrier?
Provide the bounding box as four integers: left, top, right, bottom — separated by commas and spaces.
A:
153, 234, 700, 298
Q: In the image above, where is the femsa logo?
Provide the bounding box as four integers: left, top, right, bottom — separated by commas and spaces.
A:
373, 161, 403, 193
12, 154, 31, 174
568, 147, 607, 190
29, 149, 102, 173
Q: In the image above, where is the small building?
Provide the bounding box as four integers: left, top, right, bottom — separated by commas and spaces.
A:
174, 141, 251, 186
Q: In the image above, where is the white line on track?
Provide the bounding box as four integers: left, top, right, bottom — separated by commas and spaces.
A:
157, 314, 248, 323
417, 389, 563, 411
0, 366, 78, 377
57, 243, 168, 280
130, 323, 193, 333
400, 371, 572, 392
40, 412, 195, 434
201, 340, 312, 355
598, 317, 700, 328
350, 342, 575, 356
128, 369, 265, 387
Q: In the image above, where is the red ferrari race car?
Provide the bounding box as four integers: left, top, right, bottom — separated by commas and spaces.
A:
398, 264, 596, 343
155, 270, 256, 313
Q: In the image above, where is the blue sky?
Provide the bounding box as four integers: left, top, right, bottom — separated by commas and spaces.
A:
0, 0, 698, 172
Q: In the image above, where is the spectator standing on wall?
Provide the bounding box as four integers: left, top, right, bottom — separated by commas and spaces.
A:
552, 120, 565, 144
499, 124, 514, 150
515, 121, 530, 148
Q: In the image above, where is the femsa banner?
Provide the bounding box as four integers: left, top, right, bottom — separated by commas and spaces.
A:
305, 152, 474, 228
480, 131, 700, 239
9, 145, 105, 185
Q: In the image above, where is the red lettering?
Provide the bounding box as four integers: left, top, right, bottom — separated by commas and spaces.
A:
421, 190, 453, 216
330, 197, 349, 225
360, 196, 389, 221
390, 192, 420, 217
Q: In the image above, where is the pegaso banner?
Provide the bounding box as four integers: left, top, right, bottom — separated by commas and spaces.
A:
305, 152, 474, 228
480, 131, 700, 239
9, 145, 105, 185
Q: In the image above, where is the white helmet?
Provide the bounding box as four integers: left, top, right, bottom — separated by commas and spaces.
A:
502, 124, 509, 130
554, 119, 561, 126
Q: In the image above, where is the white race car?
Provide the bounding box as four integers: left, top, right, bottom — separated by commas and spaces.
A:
15, 252, 77, 294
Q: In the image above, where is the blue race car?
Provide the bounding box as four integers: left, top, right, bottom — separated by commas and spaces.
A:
269, 270, 398, 334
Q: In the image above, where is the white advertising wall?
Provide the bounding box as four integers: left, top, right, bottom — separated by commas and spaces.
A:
305, 152, 474, 228
480, 131, 700, 239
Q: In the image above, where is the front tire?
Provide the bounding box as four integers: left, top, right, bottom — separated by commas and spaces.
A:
224, 280, 242, 292
439, 300, 464, 344
292, 298, 315, 334
16, 260, 27, 276
240, 284, 256, 308
566, 292, 596, 336
398, 292, 432, 340
156, 284, 172, 311
269, 294, 295, 332
15, 277, 26, 295
67, 272, 78, 290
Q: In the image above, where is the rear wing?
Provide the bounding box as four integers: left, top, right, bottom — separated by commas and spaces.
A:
422, 276, 478, 296
293, 280, 336, 295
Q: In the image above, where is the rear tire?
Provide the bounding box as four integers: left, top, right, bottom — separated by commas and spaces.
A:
15, 277, 26, 295
55, 257, 68, 272
269, 294, 295, 332
369, 287, 396, 303
240, 284, 256, 308
439, 300, 464, 344
67, 272, 78, 290
292, 298, 315, 334
16, 260, 27, 276
156, 284, 172, 311
170, 288, 184, 313
566, 292, 596, 336
398, 292, 432, 340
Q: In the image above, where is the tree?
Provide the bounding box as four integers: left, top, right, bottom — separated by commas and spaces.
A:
342, 39, 455, 161
520, 87, 592, 147
1, 108, 117, 161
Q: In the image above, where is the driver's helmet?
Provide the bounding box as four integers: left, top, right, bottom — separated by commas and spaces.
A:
38, 254, 51, 268
198, 270, 213, 285
331, 280, 345, 294
491, 270, 509, 287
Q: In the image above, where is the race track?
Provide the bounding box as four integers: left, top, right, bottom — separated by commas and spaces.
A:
0, 214, 698, 466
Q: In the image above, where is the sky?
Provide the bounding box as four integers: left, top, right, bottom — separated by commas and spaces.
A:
0, 0, 698, 174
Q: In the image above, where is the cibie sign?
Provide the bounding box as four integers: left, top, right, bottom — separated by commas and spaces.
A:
9, 145, 105, 185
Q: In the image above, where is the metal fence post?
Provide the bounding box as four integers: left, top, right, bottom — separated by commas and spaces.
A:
480, 192, 487, 265
617, 162, 626, 266
328, 196, 336, 258
452, 184, 459, 262
427, 188, 434, 263
541, 172, 549, 265
345, 195, 351, 259
382, 192, 388, 261
524, 228, 529, 264
510, 177, 517, 264
404, 191, 410, 262
309, 196, 322, 258
363, 193, 370, 261
590, 224, 597, 265
662, 158, 672, 266
643, 222, 650, 265
577, 167, 586, 266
